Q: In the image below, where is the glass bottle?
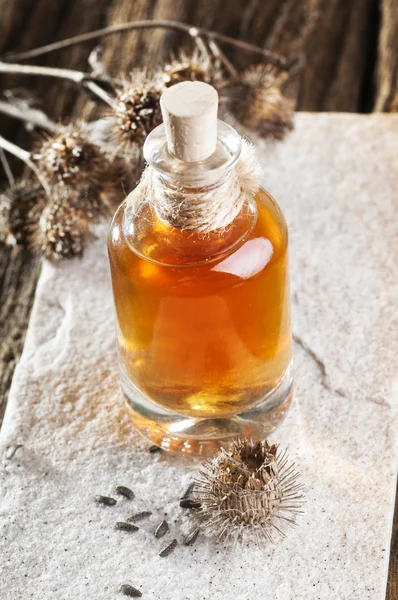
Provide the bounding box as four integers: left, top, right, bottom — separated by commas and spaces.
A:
108, 82, 292, 455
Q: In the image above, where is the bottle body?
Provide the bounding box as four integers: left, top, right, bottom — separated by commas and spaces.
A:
108, 186, 292, 453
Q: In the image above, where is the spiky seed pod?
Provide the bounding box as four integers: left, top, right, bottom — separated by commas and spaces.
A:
33, 198, 89, 261
34, 122, 105, 185
0, 181, 44, 246
99, 153, 144, 209
192, 439, 304, 544
162, 49, 221, 88
112, 70, 163, 147
228, 64, 295, 140
67, 182, 111, 223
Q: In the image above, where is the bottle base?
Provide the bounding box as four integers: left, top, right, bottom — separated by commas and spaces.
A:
121, 364, 293, 456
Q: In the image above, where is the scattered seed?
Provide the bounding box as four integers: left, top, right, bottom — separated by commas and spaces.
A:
154, 520, 169, 538
159, 539, 177, 557
149, 445, 162, 454
119, 583, 142, 597
184, 528, 200, 546
94, 495, 117, 506
127, 511, 152, 523
180, 482, 195, 500
5, 444, 23, 460
115, 522, 139, 533
115, 486, 135, 500
179, 498, 201, 509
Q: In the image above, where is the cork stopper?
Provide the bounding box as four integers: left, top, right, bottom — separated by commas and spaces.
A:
160, 81, 218, 163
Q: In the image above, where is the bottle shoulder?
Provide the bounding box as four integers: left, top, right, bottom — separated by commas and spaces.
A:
108, 186, 287, 271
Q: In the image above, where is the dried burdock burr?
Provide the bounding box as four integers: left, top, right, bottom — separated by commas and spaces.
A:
100, 153, 144, 209
192, 438, 304, 544
162, 48, 220, 88
228, 64, 294, 140
34, 122, 106, 186
0, 180, 44, 246
68, 182, 111, 223
112, 70, 163, 148
32, 196, 90, 261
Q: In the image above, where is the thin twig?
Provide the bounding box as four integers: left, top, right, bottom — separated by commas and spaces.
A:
0, 99, 57, 132
0, 148, 15, 186
0, 61, 86, 82
2, 20, 287, 68
0, 135, 50, 195
207, 39, 240, 80
0, 62, 116, 107
85, 80, 117, 109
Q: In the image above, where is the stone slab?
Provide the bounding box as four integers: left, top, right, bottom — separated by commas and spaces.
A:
1, 114, 398, 600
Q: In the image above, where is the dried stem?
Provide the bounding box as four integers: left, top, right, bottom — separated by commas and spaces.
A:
2, 20, 287, 68
0, 62, 116, 107
207, 39, 240, 80
0, 60, 87, 82
0, 147, 15, 186
84, 80, 117, 109
0, 99, 57, 132
0, 135, 50, 195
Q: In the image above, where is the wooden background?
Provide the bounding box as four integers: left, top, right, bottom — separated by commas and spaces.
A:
0, 0, 397, 597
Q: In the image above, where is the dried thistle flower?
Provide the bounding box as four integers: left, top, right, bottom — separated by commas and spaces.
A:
34, 122, 105, 185
32, 195, 90, 261
68, 182, 111, 223
0, 181, 44, 246
112, 70, 163, 148
192, 438, 304, 544
228, 64, 295, 140
99, 153, 143, 209
162, 49, 220, 88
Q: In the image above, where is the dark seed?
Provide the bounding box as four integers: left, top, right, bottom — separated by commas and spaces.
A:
179, 498, 201, 509
159, 539, 177, 557
119, 583, 142, 597
115, 522, 139, 533
94, 495, 117, 506
127, 511, 152, 523
154, 519, 169, 538
180, 482, 195, 500
149, 445, 162, 454
184, 528, 200, 546
115, 486, 135, 500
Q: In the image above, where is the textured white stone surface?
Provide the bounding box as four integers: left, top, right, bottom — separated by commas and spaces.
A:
1, 114, 398, 600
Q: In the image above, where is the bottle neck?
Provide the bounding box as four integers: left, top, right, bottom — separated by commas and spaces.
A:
148, 165, 245, 233
141, 120, 249, 233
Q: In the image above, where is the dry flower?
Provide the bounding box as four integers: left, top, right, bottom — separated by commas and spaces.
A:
34, 122, 106, 185
100, 153, 143, 209
228, 64, 294, 139
162, 48, 221, 88
112, 70, 163, 148
192, 438, 304, 544
32, 195, 90, 261
69, 182, 111, 222
0, 181, 44, 246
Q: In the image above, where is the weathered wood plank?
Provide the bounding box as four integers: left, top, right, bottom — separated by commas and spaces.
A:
375, 0, 398, 111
